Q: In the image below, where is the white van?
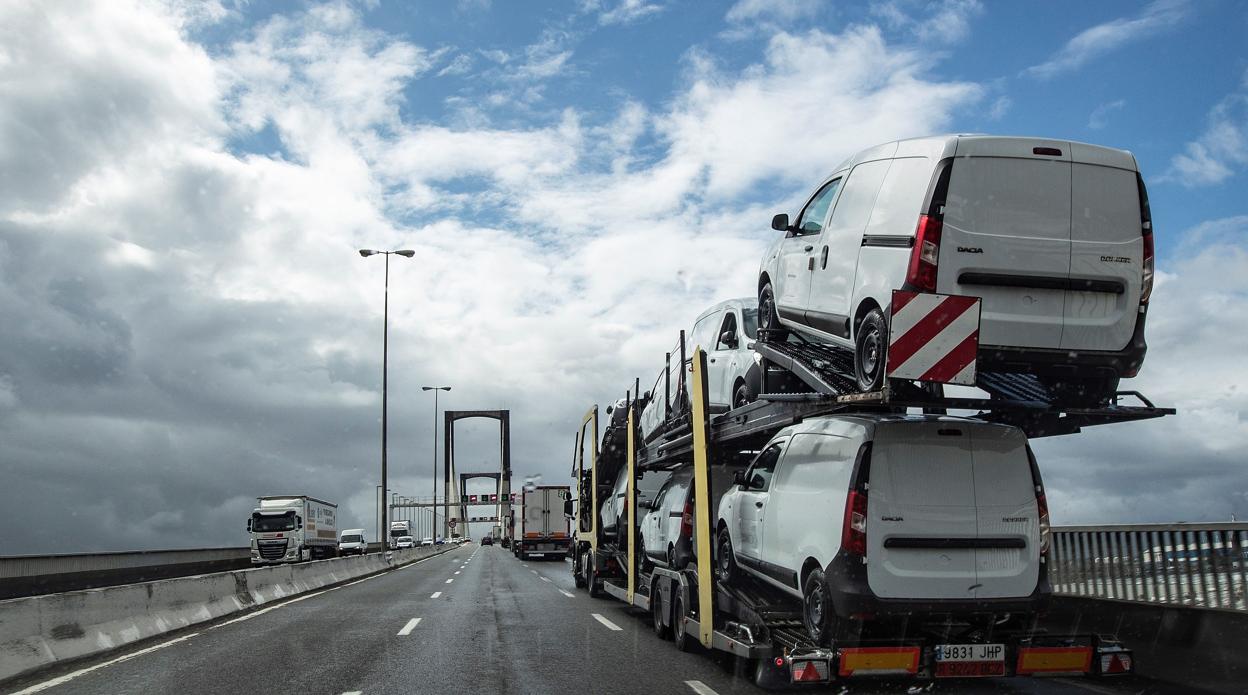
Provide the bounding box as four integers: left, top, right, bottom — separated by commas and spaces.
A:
758, 135, 1152, 404
639, 298, 762, 442
337, 528, 367, 556
715, 413, 1050, 645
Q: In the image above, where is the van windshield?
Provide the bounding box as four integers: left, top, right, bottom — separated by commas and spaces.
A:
340, 534, 363, 544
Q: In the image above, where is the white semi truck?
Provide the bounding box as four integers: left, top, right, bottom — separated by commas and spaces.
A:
389, 520, 413, 548
248, 496, 338, 564
513, 486, 571, 560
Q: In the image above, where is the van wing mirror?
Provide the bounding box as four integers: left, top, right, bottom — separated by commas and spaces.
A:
733, 469, 747, 487
246, 519, 252, 532
720, 330, 738, 349
563, 498, 574, 517
771, 213, 790, 232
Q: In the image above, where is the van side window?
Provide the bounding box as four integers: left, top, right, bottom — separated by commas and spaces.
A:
795, 178, 842, 235
774, 433, 854, 493
824, 159, 890, 237
746, 441, 784, 491
715, 312, 738, 350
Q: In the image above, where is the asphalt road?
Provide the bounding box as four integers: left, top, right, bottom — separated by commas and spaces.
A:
2, 544, 1195, 695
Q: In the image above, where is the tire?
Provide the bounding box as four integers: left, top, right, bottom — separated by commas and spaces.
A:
802, 567, 837, 647
587, 553, 604, 598
758, 283, 787, 341
652, 585, 671, 639
573, 548, 587, 588
716, 527, 737, 584
854, 307, 887, 393
672, 594, 693, 652
732, 380, 754, 410
639, 536, 653, 573
666, 544, 676, 569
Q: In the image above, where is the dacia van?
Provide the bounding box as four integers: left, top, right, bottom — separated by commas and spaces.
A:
716, 413, 1050, 645
758, 135, 1152, 404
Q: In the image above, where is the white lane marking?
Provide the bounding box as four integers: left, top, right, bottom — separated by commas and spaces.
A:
430, 591, 442, 598
559, 589, 574, 598
454, 571, 461, 575
591, 613, 623, 631
342, 692, 362, 695
522, 563, 529, 567
540, 576, 551, 583
685, 681, 720, 695
445, 578, 454, 584
396, 618, 422, 636
530, 569, 538, 575
11, 633, 199, 694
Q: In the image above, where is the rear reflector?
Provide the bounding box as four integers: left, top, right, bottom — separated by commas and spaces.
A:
837, 647, 920, 677
1032, 147, 1063, 156
1100, 652, 1132, 675
791, 659, 831, 683
1017, 646, 1093, 675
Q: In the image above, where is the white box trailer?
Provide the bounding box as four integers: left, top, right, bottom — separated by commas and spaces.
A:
248, 496, 338, 564
514, 486, 571, 560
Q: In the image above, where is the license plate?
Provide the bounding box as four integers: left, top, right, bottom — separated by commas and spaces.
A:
934, 644, 1005, 678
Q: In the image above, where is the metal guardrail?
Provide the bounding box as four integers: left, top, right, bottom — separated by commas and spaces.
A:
1052, 523, 1248, 611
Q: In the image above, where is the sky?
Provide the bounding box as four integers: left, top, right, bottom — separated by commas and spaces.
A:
1, 0, 1247, 554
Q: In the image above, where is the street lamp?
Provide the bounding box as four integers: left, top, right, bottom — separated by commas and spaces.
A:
422, 385, 451, 537
374, 485, 392, 546
361, 248, 414, 549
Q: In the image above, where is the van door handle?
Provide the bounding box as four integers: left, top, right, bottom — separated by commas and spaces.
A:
803, 245, 814, 252
821, 246, 829, 269
755, 501, 764, 508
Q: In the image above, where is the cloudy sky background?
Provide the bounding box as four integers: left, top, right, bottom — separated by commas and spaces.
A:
1, 0, 1246, 553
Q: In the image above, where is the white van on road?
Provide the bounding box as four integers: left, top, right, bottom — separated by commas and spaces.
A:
715, 413, 1051, 645
758, 135, 1152, 404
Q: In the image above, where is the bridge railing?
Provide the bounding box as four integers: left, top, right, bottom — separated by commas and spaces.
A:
1052, 522, 1248, 611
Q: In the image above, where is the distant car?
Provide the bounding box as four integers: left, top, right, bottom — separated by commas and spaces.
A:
715, 413, 1050, 645
394, 536, 416, 549
481, 536, 494, 546
758, 135, 1152, 403
435, 537, 445, 545
639, 298, 762, 441
462, 537, 473, 544
337, 529, 367, 556
419, 537, 434, 547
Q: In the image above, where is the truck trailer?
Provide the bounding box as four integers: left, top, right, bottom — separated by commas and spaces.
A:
512, 486, 571, 561
248, 495, 338, 564
389, 520, 413, 548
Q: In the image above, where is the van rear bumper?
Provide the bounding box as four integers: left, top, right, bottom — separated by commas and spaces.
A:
976, 308, 1148, 380
824, 553, 1051, 618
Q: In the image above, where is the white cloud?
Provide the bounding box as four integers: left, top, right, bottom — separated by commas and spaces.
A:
726, 0, 819, 24
1088, 99, 1126, 129
437, 52, 475, 77
593, 0, 664, 26
1024, 0, 1189, 79
988, 95, 1011, 120
865, 0, 982, 45
1162, 87, 1248, 187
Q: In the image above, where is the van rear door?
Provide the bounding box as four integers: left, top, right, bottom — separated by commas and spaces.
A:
1064, 144, 1143, 351
938, 138, 1072, 349
866, 424, 978, 599
968, 425, 1040, 599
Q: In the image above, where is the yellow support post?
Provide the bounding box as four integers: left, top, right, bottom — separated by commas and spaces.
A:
690, 346, 714, 648
574, 406, 600, 554
626, 401, 636, 604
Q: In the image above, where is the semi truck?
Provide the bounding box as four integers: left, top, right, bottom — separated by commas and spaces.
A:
389, 520, 413, 548
248, 495, 337, 564
512, 486, 571, 561
569, 339, 1171, 687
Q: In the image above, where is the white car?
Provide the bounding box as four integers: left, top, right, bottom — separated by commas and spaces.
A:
600, 467, 671, 544
419, 537, 434, 547
640, 465, 745, 570
715, 413, 1050, 645
639, 298, 762, 441
758, 135, 1151, 404
337, 528, 367, 556
394, 536, 416, 549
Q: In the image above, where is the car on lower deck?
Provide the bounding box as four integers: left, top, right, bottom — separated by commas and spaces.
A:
640, 464, 746, 570
758, 135, 1153, 404
715, 413, 1050, 645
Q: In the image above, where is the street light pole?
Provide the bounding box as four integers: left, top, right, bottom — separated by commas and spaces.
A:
422, 385, 451, 538
360, 248, 414, 549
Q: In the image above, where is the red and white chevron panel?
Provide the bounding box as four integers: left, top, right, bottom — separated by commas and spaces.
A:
886, 291, 981, 386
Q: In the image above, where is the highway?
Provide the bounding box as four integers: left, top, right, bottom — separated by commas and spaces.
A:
2, 544, 1195, 695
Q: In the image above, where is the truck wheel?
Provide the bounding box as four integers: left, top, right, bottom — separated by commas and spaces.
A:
758, 283, 787, 341
573, 548, 587, 588
672, 595, 692, 652
667, 544, 676, 569
716, 528, 737, 584
639, 536, 653, 573
854, 307, 887, 393
802, 568, 838, 647
587, 553, 604, 598
651, 585, 670, 639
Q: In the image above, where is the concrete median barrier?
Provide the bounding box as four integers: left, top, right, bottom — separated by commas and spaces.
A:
0, 544, 451, 684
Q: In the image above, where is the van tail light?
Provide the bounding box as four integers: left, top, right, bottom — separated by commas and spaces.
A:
1140, 224, 1154, 305
680, 499, 693, 538
1037, 492, 1051, 556
841, 490, 868, 556
906, 214, 942, 292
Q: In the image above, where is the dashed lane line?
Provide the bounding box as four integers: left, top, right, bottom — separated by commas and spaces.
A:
396, 618, 422, 636
685, 681, 720, 695
558, 589, 575, 598
540, 576, 551, 583
11, 633, 199, 695
430, 591, 442, 599
454, 571, 461, 575
591, 613, 623, 631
